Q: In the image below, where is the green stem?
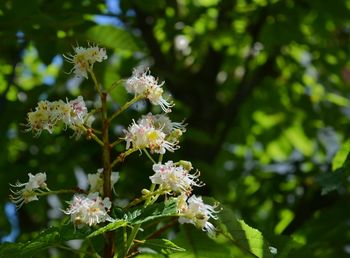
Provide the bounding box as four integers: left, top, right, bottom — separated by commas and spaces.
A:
125, 224, 141, 256
111, 148, 138, 168
124, 187, 168, 209
125, 182, 161, 256
89, 133, 104, 146
88, 68, 102, 95
158, 154, 163, 163
145, 184, 156, 206
107, 79, 123, 93
110, 138, 123, 148
108, 95, 144, 123
143, 149, 156, 164
77, 125, 104, 146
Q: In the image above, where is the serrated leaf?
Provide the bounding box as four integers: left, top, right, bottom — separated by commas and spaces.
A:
86, 25, 139, 51
127, 198, 178, 225
170, 225, 230, 258
218, 207, 273, 258
0, 225, 91, 257
87, 219, 128, 238
142, 239, 185, 255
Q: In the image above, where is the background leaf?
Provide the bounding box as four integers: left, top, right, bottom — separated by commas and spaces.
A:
86, 25, 140, 52
217, 207, 273, 258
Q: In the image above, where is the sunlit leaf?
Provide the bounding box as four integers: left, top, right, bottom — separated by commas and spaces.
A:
87, 219, 128, 238
126, 198, 178, 225
86, 25, 139, 52
170, 225, 231, 258
217, 207, 274, 258
0, 225, 91, 256
332, 139, 350, 171
142, 239, 186, 255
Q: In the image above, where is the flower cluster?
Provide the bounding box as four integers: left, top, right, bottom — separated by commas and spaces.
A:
124, 66, 220, 235
177, 195, 219, 236
150, 161, 202, 194
64, 44, 107, 78
10, 173, 48, 209
148, 159, 218, 234
9, 41, 222, 256
26, 96, 88, 137
124, 113, 184, 154
88, 169, 120, 195
63, 192, 113, 228
125, 69, 174, 112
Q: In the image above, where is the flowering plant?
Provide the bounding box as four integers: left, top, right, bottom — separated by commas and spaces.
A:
5, 43, 275, 258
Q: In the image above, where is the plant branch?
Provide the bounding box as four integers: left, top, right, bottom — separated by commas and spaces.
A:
111, 148, 138, 168
77, 125, 104, 146
89, 68, 102, 96
110, 138, 123, 148
108, 94, 144, 123
143, 149, 156, 164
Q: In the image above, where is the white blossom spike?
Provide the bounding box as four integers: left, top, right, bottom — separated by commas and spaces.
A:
25, 96, 88, 138
64, 44, 107, 79
124, 68, 174, 112
10, 172, 48, 209
150, 161, 203, 194
63, 192, 114, 228
177, 195, 219, 236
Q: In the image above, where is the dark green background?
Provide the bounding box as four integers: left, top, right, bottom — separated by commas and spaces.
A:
1, 0, 350, 257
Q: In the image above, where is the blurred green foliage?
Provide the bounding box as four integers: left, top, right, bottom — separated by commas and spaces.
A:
1, 0, 350, 257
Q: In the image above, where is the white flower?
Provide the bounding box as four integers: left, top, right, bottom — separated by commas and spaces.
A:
26, 173, 47, 189
124, 68, 174, 112
26, 108, 52, 136
26, 96, 88, 137
150, 161, 203, 194
64, 44, 107, 79
63, 192, 113, 227
124, 118, 179, 154
125, 68, 151, 94
141, 113, 186, 135
146, 85, 173, 113
177, 195, 219, 236
88, 169, 120, 194
10, 172, 48, 209
69, 96, 88, 126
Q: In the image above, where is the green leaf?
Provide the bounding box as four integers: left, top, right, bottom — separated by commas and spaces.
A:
332, 139, 350, 171
0, 225, 91, 257
85, 25, 140, 52
87, 219, 128, 238
317, 168, 345, 195
217, 207, 274, 258
170, 225, 231, 258
0, 242, 24, 257
289, 199, 350, 258
126, 198, 178, 225
317, 151, 350, 195
134, 254, 164, 258
142, 239, 186, 255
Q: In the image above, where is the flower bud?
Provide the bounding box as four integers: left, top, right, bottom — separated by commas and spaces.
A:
141, 189, 151, 195
178, 160, 193, 171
